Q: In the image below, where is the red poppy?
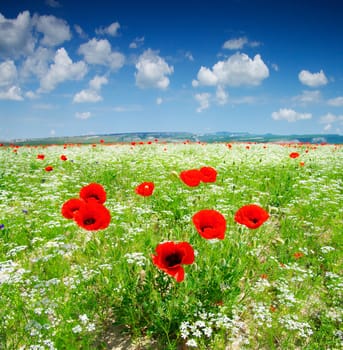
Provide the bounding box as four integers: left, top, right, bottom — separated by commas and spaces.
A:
192, 209, 226, 239
299, 161, 305, 167
60, 155, 67, 161
37, 154, 45, 160
61, 198, 84, 219
135, 182, 155, 196
289, 152, 300, 158
152, 241, 195, 282
180, 169, 202, 187
234, 204, 269, 229
79, 183, 107, 204
199, 166, 217, 183
293, 251, 304, 259
74, 202, 111, 231
45, 166, 53, 172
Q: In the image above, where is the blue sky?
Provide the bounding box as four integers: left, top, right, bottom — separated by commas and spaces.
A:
1, 0, 343, 140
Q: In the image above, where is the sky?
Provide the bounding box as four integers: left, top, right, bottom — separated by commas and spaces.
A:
1, 0, 343, 140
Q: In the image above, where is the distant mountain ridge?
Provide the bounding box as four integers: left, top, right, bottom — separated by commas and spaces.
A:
3, 131, 343, 145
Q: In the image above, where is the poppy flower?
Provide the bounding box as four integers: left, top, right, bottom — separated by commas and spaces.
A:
192, 209, 226, 240
61, 198, 84, 219
37, 154, 45, 160
152, 241, 195, 282
289, 152, 300, 159
45, 166, 53, 172
293, 251, 304, 259
60, 155, 67, 161
234, 204, 269, 229
79, 183, 107, 204
180, 169, 202, 187
135, 182, 155, 196
74, 202, 111, 231
199, 166, 217, 183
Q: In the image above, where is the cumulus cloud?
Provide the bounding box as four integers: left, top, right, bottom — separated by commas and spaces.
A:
135, 49, 174, 89
21, 46, 53, 79
327, 96, 343, 107
95, 22, 120, 36
0, 60, 17, 87
293, 90, 321, 105
298, 69, 328, 87
319, 113, 343, 124
78, 38, 125, 70
73, 89, 102, 103
156, 97, 163, 105
192, 53, 269, 87
195, 93, 211, 112
0, 86, 23, 101
0, 11, 35, 58
216, 86, 228, 105
129, 36, 145, 49
45, 0, 61, 8
223, 37, 248, 50
34, 15, 71, 46
222, 37, 260, 50
271, 108, 312, 122
319, 113, 343, 132
73, 75, 108, 103
75, 111, 92, 119
39, 48, 87, 92
0, 60, 23, 100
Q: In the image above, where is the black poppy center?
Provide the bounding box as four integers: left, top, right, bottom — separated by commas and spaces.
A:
165, 253, 182, 267
250, 217, 259, 224
84, 217, 96, 225
200, 224, 213, 232
89, 195, 100, 200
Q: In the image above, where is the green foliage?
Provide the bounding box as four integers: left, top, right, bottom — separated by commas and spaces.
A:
0, 142, 342, 349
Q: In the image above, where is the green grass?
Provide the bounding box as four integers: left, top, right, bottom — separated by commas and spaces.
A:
0, 142, 342, 349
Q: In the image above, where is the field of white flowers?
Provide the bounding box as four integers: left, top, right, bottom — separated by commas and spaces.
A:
0, 141, 342, 349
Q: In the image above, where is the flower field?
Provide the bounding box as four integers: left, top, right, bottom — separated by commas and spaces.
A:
0, 141, 342, 349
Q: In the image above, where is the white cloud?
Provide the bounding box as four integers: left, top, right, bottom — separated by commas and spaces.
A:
293, 90, 321, 105
89, 75, 108, 90
34, 15, 71, 46
0, 86, 23, 101
0, 11, 35, 58
327, 96, 343, 107
195, 92, 211, 112
25, 91, 39, 99
223, 37, 248, 50
0, 60, 17, 87
298, 69, 328, 87
73, 89, 102, 103
73, 75, 108, 103
193, 53, 269, 87
21, 46, 53, 79
129, 36, 144, 49
39, 48, 87, 92
95, 22, 120, 36
78, 38, 125, 70
216, 86, 228, 105
45, 0, 61, 8
75, 111, 92, 119
74, 24, 87, 38
135, 49, 174, 89
271, 108, 312, 122
156, 97, 163, 105
319, 113, 343, 124
222, 37, 260, 50
271, 63, 279, 72
185, 51, 194, 61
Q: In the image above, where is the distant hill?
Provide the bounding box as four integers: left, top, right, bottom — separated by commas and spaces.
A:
2, 131, 343, 145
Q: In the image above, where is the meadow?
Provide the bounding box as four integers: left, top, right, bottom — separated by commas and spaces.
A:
0, 141, 342, 350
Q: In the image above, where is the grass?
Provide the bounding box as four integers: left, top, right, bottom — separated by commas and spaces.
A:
0, 141, 342, 349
